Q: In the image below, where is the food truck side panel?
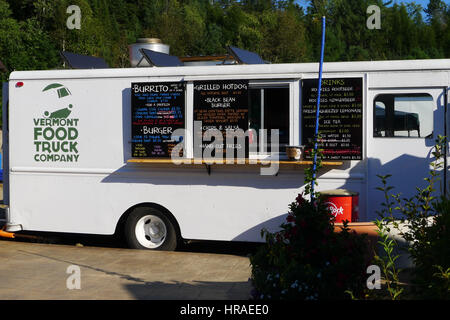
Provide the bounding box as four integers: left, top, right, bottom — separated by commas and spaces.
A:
10, 167, 335, 240
8, 64, 447, 241
6, 72, 364, 240
367, 70, 448, 219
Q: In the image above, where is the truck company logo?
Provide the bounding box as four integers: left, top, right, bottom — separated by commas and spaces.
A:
33, 83, 79, 163
325, 202, 344, 217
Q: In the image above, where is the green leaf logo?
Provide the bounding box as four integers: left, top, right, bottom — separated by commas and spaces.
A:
42, 83, 74, 118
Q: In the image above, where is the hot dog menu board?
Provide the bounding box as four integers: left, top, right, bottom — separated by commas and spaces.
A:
194, 80, 249, 158
302, 78, 363, 160
131, 82, 185, 158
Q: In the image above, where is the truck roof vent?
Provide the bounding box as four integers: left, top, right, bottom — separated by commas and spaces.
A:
129, 38, 171, 67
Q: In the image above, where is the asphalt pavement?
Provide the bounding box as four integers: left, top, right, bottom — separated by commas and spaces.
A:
0, 238, 254, 300
0, 183, 256, 300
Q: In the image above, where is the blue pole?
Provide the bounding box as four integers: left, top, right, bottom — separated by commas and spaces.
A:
311, 16, 326, 202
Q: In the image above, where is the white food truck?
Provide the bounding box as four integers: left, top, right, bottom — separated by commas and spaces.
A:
1, 59, 449, 250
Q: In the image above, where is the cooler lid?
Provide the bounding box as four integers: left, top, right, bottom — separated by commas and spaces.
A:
320, 189, 359, 196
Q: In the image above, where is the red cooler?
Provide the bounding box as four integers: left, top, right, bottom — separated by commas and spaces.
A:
320, 189, 359, 223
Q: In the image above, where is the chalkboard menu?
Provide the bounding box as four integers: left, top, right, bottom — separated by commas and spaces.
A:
131, 82, 185, 158
302, 78, 363, 160
194, 80, 249, 158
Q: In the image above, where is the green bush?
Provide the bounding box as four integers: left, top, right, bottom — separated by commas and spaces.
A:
376, 135, 450, 299
250, 193, 371, 300
411, 195, 450, 299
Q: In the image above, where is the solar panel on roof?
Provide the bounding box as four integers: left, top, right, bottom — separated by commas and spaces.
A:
60, 51, 109, 69
227, 46, 267, 65
139, 48, 183, 67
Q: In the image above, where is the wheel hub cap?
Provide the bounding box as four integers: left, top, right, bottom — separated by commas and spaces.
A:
135, 215, 167, 249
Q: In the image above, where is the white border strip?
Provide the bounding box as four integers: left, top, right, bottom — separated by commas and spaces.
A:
10, 167, 115, 175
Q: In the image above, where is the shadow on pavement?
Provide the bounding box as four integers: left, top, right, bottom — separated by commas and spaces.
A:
124, 281, 252, 300
0, 231, 263, 257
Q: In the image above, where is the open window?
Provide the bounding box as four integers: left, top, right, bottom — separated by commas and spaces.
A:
374, 93, 434, 138
248, 85, 290, 154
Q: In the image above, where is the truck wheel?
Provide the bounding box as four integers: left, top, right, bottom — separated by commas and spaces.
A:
125, 207, 178, 251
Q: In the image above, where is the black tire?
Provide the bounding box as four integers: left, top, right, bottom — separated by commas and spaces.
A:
124, 207, 178, 251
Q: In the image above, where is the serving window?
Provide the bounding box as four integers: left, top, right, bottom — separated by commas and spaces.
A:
131, 79, 295, 160
374, 93, 434, 138
249, 86, 290, 154
128, 78, 349, 166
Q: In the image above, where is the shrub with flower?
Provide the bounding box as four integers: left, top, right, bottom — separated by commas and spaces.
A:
250, 192, 371, 300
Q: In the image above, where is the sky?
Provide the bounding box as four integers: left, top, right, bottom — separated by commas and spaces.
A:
294, 0, 450, 19
295, 0, 450, 10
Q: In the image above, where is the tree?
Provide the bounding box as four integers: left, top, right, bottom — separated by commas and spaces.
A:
0, 0, 59, 127
424, 0, 447, 23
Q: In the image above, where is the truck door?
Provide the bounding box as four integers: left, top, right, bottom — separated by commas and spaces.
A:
367, 87, 446, 221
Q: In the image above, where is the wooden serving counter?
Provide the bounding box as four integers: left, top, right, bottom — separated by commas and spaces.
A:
127, 158, 344, 166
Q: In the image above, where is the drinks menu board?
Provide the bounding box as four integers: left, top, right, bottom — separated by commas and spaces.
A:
193, 80, 249, 158
131, 82, 185, 158
302, 78, 363, 160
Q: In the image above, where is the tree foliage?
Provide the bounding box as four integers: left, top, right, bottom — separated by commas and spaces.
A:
1, 0, 450, 126
0, 0, 448, 70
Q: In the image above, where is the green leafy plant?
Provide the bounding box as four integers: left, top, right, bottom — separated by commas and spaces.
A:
432, 265, 450, 299
303, 135, 324, 200
250, 144, 371, 300
373, 218, 404, 300
374, 135, 450, 299
250, 193, 371, 300
372, 174, 404, 300
411, 194, 450, 299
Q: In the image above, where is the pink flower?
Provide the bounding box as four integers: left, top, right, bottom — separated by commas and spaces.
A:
286, 215, 295, 223
276, 234, 282, 243
296, 193, 306, 206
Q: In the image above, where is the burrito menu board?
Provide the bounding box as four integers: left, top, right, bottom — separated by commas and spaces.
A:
302, 78, 363, 160
131, 82, 185, 158
194, 80, 249, 158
